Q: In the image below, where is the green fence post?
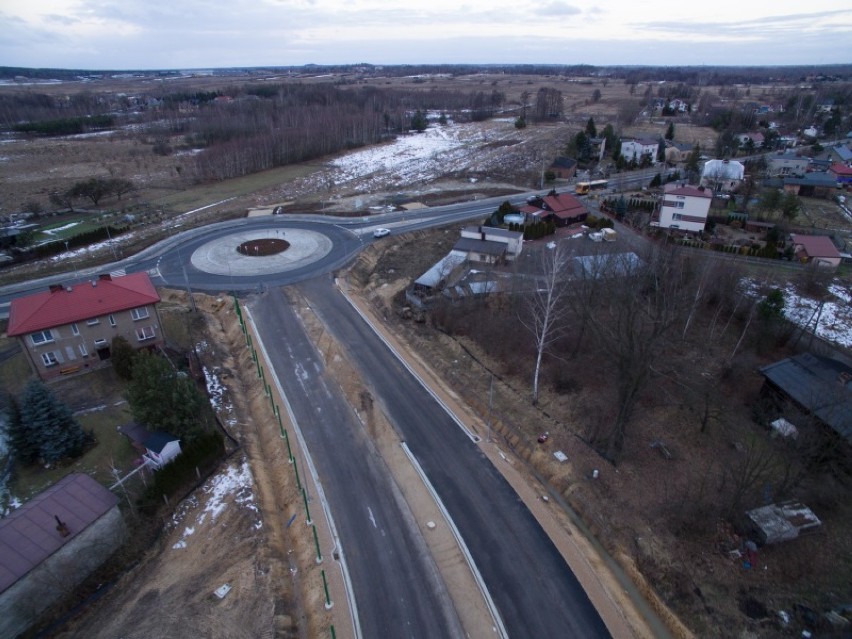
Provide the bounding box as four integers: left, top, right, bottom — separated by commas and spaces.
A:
312, 524, 323, 564
293, 457, 302, 490
330, 626, 336, 639
284, 429, 294, 461
302, 487, 312, 525
321, 569, 333, 609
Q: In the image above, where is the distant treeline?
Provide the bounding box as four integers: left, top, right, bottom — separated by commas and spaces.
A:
13, 114, 114, 136
2, 63, 851, 84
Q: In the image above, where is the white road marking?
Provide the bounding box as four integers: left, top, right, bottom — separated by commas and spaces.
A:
367, 507, 377, 529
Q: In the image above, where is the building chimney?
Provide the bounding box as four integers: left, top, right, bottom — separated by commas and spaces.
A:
91, 280, 97, 287
54, 515, 70, 538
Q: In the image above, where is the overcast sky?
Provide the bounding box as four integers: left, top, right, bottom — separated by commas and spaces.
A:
2, 1, 851, 70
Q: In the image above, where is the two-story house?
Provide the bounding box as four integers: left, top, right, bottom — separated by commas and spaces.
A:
653, 185, 712, 233
7, 272, 163, 381
620, 138, 660, 164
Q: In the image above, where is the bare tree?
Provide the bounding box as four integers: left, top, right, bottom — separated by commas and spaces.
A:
576, 246, 693, 461
519, 243, 572, 404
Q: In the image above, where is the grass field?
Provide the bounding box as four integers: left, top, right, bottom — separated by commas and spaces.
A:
0, 350, 137, 508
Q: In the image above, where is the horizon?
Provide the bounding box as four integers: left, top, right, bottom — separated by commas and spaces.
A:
2, 1, 851, 71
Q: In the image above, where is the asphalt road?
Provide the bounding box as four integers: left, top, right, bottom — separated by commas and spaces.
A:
249, 286, 466, 639
298, 277, 610, 638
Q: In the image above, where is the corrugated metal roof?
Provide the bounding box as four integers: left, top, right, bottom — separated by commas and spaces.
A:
760, 353, 852, 442
7, 272, 159, 336
0, 473, 118, 594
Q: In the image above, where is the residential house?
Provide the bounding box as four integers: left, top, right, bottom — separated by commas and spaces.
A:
652, 184, 712, 233
531, 193, 589, 227
7, 272, 163, 381
451, 237, 508, 265
620, 138, 659, 164
589, 137, 607, 162
459, 226, 524, 260
118, 422, 182, 469
820, 144, 852, 166
788, 233, 842, 268
664, 141, 693, 165
0, 474, 125, 638
759, 352, 852, 444
829, 163, 852, 187
548, 156, 577, 180
768, 151, 809, 177
802, 125, 819, 140
772, 172, 838, 198
700, 159, 745, 192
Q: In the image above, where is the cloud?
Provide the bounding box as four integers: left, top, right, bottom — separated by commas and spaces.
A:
534, 2, 581, 16
641, 8, 852, 38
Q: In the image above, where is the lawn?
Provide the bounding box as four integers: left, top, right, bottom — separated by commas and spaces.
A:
1, 354, 138, 507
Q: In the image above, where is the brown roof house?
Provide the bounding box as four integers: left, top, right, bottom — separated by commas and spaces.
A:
548, 156, 577, 180
789, 234, 842, 269
6, 272, 164, 380
0, 474, 125, 638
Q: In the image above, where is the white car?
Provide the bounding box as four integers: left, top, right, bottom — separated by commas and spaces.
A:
373, 228, 391, 238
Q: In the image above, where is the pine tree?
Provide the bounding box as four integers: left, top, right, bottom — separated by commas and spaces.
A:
4, 395, 40, 464
18, 380, 90, 464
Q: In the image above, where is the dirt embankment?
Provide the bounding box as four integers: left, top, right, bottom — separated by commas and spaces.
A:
54, 292, 326, 639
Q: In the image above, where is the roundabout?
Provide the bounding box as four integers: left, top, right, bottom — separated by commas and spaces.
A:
150, 219, 364, 292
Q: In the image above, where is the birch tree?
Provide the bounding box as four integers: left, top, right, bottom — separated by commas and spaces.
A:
519, 243, 572, 404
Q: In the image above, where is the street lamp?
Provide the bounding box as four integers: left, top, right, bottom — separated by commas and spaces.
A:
64, 240, 78, 279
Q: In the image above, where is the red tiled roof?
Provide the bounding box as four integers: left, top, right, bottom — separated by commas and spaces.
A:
790, 234, 841, 259
829, 163, 852, 176
542, 193, 587, 218
7, 272, 159, 336
0, 473, 118, 594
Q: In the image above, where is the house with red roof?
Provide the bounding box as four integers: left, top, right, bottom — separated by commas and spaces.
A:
7, 272, 163, 380
828, 163, 852, 186
533, 192, 589, 227
789, 234, 842, 269
653, 184, 712, 233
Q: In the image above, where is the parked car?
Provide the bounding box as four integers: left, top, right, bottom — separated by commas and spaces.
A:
373, 228, 391, 238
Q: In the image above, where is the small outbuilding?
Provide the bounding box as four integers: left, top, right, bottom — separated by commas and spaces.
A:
746, 501, 821, 545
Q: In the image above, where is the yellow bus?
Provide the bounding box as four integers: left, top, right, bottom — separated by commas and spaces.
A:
575, 179, 609, 195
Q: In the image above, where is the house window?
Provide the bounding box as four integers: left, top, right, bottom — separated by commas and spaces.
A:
131, 307, 150, 321
136, 326, 155, 341
41, 352, 59, 367
673, 213, 683, 221
71, 323, 80, 336
86, 318, 100, 326
79, 344, 88, 357
109, 314, 116, 327
30, 330, 54, 345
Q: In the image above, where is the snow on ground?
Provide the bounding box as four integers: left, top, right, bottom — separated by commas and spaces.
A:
743, 278, 852, 349
782, 282, 852, 348
170, 459, 260, 549
325, 119, 526, 194
201, 361, 238, 428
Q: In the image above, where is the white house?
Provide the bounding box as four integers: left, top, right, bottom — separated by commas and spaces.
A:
143, 432, 182, 469
654, 185, 713, 233
620, 138, 660, 164
700, 159, 745, 192
459, 226, 523, 260
768, 152, 809, 177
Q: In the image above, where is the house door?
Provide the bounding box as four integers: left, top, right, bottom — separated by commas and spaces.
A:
96, 346, 111, 360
